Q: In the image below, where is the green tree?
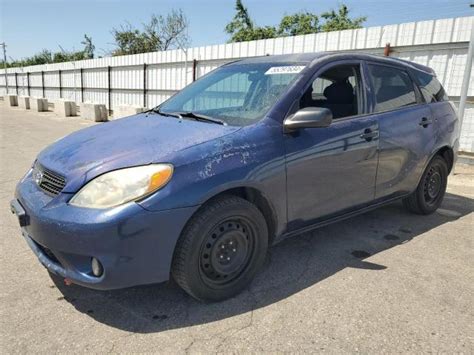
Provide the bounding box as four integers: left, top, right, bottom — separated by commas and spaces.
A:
225, 0, 277, 41
225, 0, 254, 37
7, 49, 55, 67
2, 34, 95, 68
320, 4, 366, 32
227, 26, 277, 42
278, 12, 319, 36
81, 34, 95, 59
225, 1, 366, 42
27, 49, 54, 65
111, 24, 154, 56
53, 50, 86, 63
111, 9, 189, 56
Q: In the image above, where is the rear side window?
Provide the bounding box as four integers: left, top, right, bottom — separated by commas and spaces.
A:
412, 70, 448, 103
368, 64, 417, 113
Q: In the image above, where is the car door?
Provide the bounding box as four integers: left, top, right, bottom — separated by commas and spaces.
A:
365, 63, 437, 199
284, 60, 379, 231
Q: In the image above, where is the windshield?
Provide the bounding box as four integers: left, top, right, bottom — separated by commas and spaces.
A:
158, 62, 306, 126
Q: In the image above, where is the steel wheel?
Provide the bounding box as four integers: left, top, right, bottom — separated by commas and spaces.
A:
199, 217, 255, 287
403, 155, 448, 215
423, 165, 443, 206
172, 195, 268, 302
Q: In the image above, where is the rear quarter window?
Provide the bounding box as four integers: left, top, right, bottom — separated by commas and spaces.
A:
412, 70, 448, 103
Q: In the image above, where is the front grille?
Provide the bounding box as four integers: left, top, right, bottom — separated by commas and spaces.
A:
34, 164, 66, 196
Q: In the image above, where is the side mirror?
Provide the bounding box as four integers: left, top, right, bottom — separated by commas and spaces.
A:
284, 107, 333, 132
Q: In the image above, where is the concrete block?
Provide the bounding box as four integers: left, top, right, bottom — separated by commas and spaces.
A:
113, 105, 144, 120
55, 99, 77, 117
4, 95, 18, 107
18, 96, 30, 109
30, 98, 48, 112
80, 103, 108, 122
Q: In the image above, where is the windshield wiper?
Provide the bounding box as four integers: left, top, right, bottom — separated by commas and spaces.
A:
173, 111, 227, 125
145, 108, 226, 125
144, 107, 181, 118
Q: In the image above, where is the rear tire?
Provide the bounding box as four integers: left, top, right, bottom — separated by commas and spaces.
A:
403, 155, 448, 215
172, 195, 268, 302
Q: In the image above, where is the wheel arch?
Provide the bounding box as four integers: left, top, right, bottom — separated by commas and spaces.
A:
187, 184, 279, 246
435, 145, 454, 174
406, 144, 455, 198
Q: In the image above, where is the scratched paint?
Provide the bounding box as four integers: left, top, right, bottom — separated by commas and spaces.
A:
37, 113, 240, 193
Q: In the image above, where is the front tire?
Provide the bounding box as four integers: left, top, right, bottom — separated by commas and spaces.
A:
403, 155, 448, 215
172, 195, 268, 302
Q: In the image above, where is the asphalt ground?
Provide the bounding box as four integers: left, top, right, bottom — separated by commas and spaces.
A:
0, 103, 473, 353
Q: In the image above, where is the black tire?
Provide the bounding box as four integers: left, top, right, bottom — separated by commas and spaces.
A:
171, 195, 268, 302
403, 155, 448, 215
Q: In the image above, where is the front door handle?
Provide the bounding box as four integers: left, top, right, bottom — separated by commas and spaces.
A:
360, 128, 379, 142
419, 117, 433, 128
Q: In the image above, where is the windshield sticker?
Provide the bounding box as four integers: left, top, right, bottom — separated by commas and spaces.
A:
264, 66, 306, 75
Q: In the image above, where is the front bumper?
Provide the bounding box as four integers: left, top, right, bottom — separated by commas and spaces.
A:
11, 174, 198, 290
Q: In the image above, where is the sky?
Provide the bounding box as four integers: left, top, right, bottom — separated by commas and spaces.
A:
0, 0, 472, 60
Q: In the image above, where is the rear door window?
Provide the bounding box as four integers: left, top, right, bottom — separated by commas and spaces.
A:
368, 64, 417, 113
412, 70, 448, 103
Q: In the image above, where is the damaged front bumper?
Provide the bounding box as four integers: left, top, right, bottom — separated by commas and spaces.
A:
11, 174, 198, 290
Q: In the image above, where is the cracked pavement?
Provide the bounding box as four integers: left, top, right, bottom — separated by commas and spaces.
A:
1, 104, 473, 353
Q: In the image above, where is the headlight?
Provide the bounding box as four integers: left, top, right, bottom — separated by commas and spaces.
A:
69, 164, 173, 209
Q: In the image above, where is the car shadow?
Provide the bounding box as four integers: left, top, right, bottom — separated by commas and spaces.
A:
51, 192, 473, 333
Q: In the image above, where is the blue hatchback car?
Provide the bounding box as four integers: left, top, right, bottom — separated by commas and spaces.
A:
11, 53, 458, 301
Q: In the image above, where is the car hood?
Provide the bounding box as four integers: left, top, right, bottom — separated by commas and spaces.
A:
36, 113, 240, 193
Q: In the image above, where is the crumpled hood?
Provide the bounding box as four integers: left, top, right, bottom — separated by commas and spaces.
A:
37, 113, 240, 193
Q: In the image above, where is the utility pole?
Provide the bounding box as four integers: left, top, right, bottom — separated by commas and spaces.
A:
1, 42, 8, 94
453, 4, 474, 171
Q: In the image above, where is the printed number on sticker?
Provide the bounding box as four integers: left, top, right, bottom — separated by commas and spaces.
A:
265, 66, 306, 75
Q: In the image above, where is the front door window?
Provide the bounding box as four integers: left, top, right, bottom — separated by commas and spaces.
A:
300, 64, 364, 119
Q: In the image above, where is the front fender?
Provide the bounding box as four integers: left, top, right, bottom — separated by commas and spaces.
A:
138, 121, 287, 234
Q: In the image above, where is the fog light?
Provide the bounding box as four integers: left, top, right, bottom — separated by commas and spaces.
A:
91, 257, 103, 277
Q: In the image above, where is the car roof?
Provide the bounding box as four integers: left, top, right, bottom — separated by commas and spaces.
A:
235, 52, 434, 75
234, 52, 330, 64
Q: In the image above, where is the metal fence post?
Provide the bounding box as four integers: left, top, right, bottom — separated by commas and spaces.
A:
192, 59, 197, 81
41, 71, 45, 98
107, 66, 112, 113
26, 72, 30, 96
58, 70, 62, 99
3, 70, 8, 95
80, 68, 84, 103
14, 72, 18, 95
143, 63, 147, 108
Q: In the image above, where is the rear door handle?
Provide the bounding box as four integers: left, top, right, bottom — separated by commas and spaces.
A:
419, 117, 433, 128
360, 128, 378, 142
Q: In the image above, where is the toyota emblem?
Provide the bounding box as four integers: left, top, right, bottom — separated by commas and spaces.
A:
33, 169, 44, 186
